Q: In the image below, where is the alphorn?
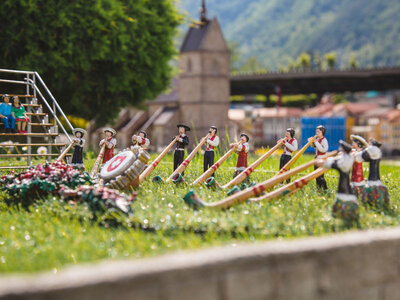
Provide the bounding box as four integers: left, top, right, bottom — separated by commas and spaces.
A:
166, 134, 210, 182
56, 142, 74, 162
183, 151, 337, 209
139, 137, 178, 183
249, 167, 328, 203
192, 143, 241, 185
90, 144, 106, 178
221, 141, 283, 189
275, 135, 317, 176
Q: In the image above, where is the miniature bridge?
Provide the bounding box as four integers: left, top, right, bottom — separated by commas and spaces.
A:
230, 66, 400, 96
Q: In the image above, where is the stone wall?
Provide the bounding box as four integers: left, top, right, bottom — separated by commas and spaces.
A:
1, 227, 400, 300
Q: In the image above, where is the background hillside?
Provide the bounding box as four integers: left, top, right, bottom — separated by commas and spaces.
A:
179, 0, 400, 70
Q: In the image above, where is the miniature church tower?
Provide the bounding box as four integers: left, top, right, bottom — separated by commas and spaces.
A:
178, 0, 230, 134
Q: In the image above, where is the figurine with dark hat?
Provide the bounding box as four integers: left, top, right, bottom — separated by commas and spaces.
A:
317, 140, 358, 221
203, 125, 220, 172
309, 125, 329, 190
132, 130, 150, 150
230, 133, 249, 178
278, 128, 298, 182
350, 134, 368, 196
71, 128, 87, 169
99, 127, 117, 165
355, 138, 389, 208
173, 124, 190, 173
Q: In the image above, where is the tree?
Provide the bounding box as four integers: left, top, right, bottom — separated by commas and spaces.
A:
297, 52, 311, 70
324, 52, 337, 70
349, 54, 359, 69
228, 40, 241, 72
0, 0, 181, 125
239, 56, 267, 73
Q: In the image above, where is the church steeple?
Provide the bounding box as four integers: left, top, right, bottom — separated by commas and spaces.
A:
199, 0, 208, 23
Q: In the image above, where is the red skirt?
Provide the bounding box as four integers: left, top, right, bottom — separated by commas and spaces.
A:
16, 117, 30, 122
103, 148, 114, 163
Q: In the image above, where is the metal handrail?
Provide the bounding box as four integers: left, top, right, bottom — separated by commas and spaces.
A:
0, 79, 29, 85
27, 79, 73, 143
0, 69, 34, 75
34, 72, 74, 131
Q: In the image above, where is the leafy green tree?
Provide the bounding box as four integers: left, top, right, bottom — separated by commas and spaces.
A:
0, 0, 181, 125
228, 40, 241, 72
324, 52, 337, 70
297, 52, 311, 70
349, 54, 359, 69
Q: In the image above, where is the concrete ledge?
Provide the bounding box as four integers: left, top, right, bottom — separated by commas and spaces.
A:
1, 227, 400, 300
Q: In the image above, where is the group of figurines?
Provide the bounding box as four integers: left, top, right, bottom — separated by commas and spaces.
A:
71, 122, 388, 221
0, 94, 31, 133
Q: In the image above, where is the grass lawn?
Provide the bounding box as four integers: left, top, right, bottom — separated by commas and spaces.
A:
0, 150, 399, 274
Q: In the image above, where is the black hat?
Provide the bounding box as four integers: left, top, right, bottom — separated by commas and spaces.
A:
339, 140, 352, 153
286, 128, 295, 138
177, 124, 191, 132
369, 138, 382, 148
209, 125, 217, 133
316, 125, 326, 136
139, 130, 147, 138
240, 133, 249, 142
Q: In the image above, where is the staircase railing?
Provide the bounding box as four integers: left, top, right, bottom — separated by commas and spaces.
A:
0, 68, 74, 166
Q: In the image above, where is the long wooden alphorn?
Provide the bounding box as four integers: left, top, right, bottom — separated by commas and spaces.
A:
249, 167, 328, 203
221, 141, 283, 189
139, 137, 178, 183
166, 134, 210, 182
56, 142, 74, 162
183, 151, 337, 209
90, 144, 106, 178
192, 143, 240, 185
275, 135, 317, 176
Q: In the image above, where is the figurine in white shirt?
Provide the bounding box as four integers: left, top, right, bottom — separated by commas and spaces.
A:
132, 130, 150, 150
204, 126, 220, 173
230, 133, 250, 178
278, 128, 298, 182
308, 125, 329, 190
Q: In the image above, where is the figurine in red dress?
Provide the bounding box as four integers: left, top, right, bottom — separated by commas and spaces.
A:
99, 128, 117, 165
350, 134, 368, 197
230, 133, 249, 178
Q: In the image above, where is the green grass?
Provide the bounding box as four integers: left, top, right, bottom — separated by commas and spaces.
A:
0, 151, 399, 274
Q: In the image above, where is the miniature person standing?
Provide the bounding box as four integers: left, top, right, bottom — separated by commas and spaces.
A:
204, 125, 220, 172
317, 140, 358, 221
173, 124, 190, 172
231, 133, 249, 178
355, 138, 389, 208
71, 128, 86, 169
309, 125, 328, 190
11, 96, 30, 134
99, 128, 117, 165
278, 128, 298, 182
350, 134, 368, 196
0, 94, 16, 133
132, 130, 150, 150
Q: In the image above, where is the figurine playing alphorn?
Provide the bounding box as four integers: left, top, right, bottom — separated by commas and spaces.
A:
309, 125, 328, 191
183, 151, 337, 209
350, 134, 368, 197
277, 128, 298, 183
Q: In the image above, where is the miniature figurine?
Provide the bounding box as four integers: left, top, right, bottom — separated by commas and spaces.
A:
318, 140, 358, 221
231, 133, 249, 178
11, 96, 30, 134
0, 94, 16, 133
309, 125, 328, 190
132, 130, 150, 150
278, 128, 298, 182
99, 128, 117, 165
71, 128, 86, 169
173, 124, 190, 173
204, 125, 220, 172
355, 138, 389, 208
350, 134, 368, 196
